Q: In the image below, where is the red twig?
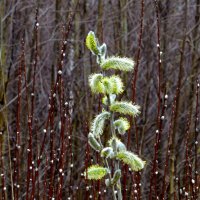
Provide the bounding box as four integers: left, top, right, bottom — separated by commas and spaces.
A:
13, 39, 24, 200
123, 0, 145, 199
194, 78, 199, 199
0, 134, 6, 199
161, 93, 178, 199
26, 9, 39, 200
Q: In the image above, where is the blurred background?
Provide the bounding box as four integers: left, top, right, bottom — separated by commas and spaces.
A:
0, 0, 199, 199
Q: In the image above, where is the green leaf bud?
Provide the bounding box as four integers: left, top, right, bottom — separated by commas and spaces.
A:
108, 137, 126, 152
111, 169, 121, 185
109, 94, 116, 104
88, 133, 102, 152
105, 178, 111, 187
99, 43, 107, 59
116, 140, 126, 152
101, 147, 114, 158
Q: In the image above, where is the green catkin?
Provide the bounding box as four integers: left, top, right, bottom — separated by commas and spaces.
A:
88, 73, 104, 94
110, 101, 140, 116
116, 151, 146, 171
85, 165, 108, 180
101, 56, 135, 71
114, 117, 130, 135
90, 111, 110, 137
86, 31, 100, 55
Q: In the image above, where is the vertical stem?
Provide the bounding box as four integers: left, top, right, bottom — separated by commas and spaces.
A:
119, 0, 127, 54
108, 95, 122, 200
98, 134, 117, 200
129, 0, 144, 198
194, 79, 199, 199
170, 1, 187, 198
0, 1, 14, 199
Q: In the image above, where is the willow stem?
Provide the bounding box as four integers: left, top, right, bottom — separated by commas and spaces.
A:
98, 138, 117, 200
109, 95, 122, 200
